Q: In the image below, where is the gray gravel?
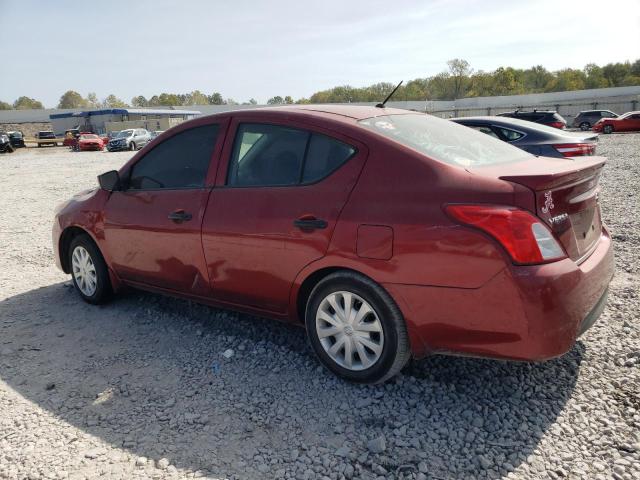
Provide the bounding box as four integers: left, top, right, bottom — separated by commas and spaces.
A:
0, 136, 638, 480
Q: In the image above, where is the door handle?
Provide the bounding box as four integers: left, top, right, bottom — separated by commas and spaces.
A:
293, 218, 328, 230
168, 210, 192, 223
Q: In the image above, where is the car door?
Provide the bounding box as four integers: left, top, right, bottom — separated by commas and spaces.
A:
102, 121, 227, 294
628, 114, 640, 131
201, 117, 367, 314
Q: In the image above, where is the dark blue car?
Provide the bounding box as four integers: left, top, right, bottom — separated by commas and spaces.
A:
452, 116, 598, 158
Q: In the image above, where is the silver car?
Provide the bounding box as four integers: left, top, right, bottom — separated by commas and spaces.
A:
107, 128, 151, 152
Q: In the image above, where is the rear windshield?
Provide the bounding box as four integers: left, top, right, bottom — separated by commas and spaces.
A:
358, 114, 531, 167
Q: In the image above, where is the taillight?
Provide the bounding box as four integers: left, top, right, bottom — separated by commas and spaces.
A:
546, 121, 566, 129
445, 205, 566, 265
552, 143, 596, 157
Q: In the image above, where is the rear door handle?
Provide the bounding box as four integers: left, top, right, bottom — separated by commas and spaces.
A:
293, 218, 328, 230
168, 210, 192, 223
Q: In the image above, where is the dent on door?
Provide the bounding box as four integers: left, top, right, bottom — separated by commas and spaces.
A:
103, 189, 211, 294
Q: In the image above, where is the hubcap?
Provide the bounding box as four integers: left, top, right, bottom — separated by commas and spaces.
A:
71, 246, 97, 296
315, 291, 384, 371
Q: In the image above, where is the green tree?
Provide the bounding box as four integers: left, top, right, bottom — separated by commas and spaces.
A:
491, 67, 524, 95
208, 92, 224, 105
284, 96, 294, 104
103, 94, 128, 108
447, 58, 472, 99
131, 95, 149, 107
157, 93, 181, 106
147, 95, 160, 106
602, 62, 630, 86
548, 69, 586, 92
225, 98, 238, 105
428, 72, 453, 99
584, 64, 609, 89
13, 96, 44, 109
523, 66, 554, 92
248, 98, 258, 105
86, 92, 101, 109
58, 90, 87, 109
0, 100, 12, 110
186, 90, 209, 105
267, 96, 284, 104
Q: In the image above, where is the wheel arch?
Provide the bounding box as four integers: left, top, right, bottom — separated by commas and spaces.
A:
58, 226, 100, 274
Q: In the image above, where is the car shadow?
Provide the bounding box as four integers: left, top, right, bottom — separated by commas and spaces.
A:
0, 282, 584, 479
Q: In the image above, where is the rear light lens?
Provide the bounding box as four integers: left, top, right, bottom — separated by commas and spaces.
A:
552, 143, 596, 157
445, 205, 566, 265
546, 121, 566, 129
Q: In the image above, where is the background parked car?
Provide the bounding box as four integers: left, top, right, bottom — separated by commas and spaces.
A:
35, 131, 57, 147
149, 130, 165, 139
452, 116, 598, 157
63, 129, 80, 147
7, 131, 25, 148
0, 132, 14, 153
593, 111, 640, 134
107, 129, 151, 151
77, 134, 105, 151
497, 110, 567, 129
572, 110, 618, 130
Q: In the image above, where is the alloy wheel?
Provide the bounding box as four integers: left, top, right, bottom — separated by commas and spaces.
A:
315, 291, 384, 371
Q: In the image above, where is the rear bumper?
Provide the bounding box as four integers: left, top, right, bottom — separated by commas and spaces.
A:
385, 228, 614, 360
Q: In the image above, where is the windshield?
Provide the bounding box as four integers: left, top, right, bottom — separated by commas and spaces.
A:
358, 114, 531, 167
9, 132, 22, 138
116, 130, 133, 138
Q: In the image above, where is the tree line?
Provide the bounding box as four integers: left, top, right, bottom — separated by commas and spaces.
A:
1, 59, 638, 110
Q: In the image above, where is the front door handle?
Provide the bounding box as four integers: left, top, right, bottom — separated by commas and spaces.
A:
293, 217, 328, 230
168, 210, 192, 223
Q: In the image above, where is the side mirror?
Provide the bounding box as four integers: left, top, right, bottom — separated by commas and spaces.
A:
98, 170, 121, 192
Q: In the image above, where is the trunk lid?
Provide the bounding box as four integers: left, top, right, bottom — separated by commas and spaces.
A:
474, 156, 606, 263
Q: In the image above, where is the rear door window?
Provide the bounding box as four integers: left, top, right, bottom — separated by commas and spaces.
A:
496, 127, 525, 141
469, 125, 500, 139
302, 134, 355, 183
128, 125, 219, 190
227, 123, 355, 187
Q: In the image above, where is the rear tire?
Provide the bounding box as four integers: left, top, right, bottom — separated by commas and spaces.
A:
305, 271, 410, 384
69, 234, 112, 305
579, 122, 590, 131
603, 125, 614, 134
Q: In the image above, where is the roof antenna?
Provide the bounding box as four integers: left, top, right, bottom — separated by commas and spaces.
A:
376, 80, 403, 108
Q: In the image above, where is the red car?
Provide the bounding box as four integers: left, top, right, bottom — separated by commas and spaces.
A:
593, 111, 640, 134
52, 106, 614, 383
77, 134, 105, 151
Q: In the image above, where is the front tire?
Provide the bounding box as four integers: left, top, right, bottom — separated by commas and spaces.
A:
69, 234, 112, 304
129, 142, 136, 151
603, 125, 614, 134
579, 122, 590, 131
305, 271, 410, 384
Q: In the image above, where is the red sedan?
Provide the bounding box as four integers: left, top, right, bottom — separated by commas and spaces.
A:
593, 111, 640, 134
78, 134, 104, 151
52, 106, 613, 383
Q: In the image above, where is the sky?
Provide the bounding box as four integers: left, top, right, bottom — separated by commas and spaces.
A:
1, 0, 639, 108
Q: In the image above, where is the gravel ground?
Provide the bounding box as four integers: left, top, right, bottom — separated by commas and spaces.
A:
0, 137, 638, 480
